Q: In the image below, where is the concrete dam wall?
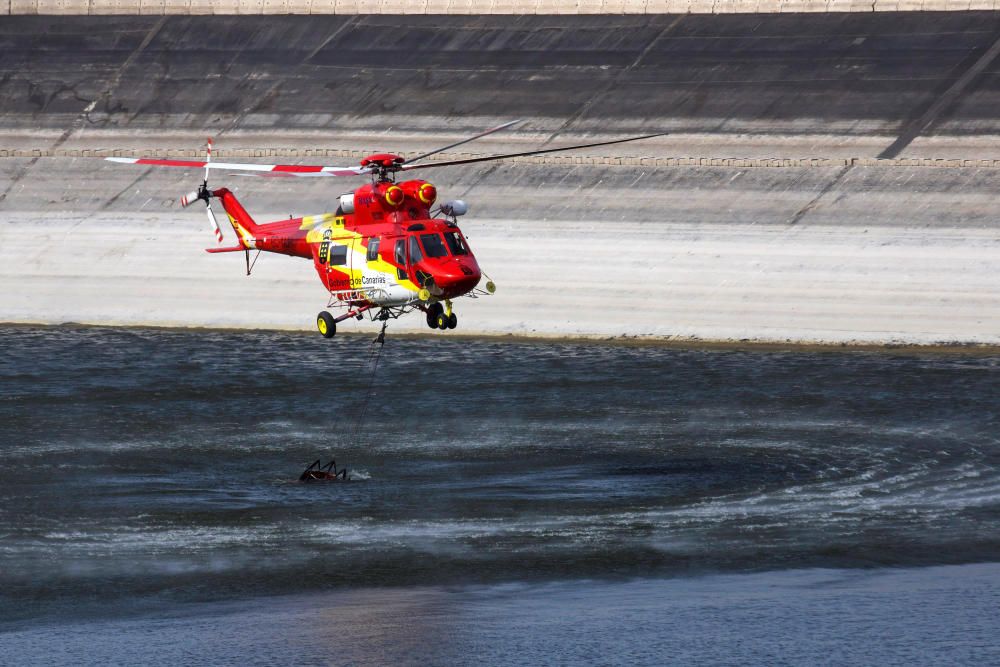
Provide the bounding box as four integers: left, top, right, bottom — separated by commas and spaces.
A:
1, 14, 998, 344
5, 13, 1000, 137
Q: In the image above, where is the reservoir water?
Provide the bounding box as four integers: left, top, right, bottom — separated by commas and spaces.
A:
1, 326, 998, 664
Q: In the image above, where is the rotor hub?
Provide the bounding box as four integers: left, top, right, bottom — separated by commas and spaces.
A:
360, 153, 405, 181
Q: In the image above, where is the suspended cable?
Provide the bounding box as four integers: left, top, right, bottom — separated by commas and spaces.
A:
350, 318, 389, 443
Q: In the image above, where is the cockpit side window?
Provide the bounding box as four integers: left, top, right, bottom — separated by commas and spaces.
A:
366, 237, 380, 262
328, 245, 348, 266
420, 233, 449, 258
445, 231, 469, 256
394, 239, 407, 280
408, 235, 423, 264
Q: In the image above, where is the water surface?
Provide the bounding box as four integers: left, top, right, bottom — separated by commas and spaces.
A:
1, 326, 998, 662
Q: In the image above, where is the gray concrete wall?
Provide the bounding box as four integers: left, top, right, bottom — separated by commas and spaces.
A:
6, 13, 1000, 139
2, 14, 999, 344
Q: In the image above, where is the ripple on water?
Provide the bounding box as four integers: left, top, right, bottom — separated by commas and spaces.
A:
1, 326, 998, 614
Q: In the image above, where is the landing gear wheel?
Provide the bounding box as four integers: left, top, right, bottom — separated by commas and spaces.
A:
447, 313, 457, 330
436, 312, 449, 330
426, 303, 444, 329
316, 311, 336, 338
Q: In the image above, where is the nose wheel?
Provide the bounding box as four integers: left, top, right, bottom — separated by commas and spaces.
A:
426, 303, 442, 329
425, 302, 458, 330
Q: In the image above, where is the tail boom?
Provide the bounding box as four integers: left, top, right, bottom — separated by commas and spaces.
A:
210, 187, 311, 258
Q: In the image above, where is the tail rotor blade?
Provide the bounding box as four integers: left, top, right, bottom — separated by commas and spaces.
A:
180, 190, 200, 208
204, 137, 213, 184
205, 203, 224, 244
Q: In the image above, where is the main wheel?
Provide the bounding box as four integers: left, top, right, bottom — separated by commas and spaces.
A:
316, 311, 336, 338
436, 312, 449, 330
426, 303, 443, 329
447, 313, 457, 330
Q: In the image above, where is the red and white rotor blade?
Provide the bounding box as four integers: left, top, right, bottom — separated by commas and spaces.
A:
205, 204, 224, 244
180, 191, 199, 207
105, 157, 367, 178
204, 137, 213, 183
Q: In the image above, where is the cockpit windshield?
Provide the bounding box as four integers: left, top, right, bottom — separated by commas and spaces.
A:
420, 233, 449, 258
444, 231, 469, 256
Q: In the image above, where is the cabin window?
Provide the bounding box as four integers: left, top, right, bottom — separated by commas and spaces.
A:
395, 239, 407, 280
445, 231, 469, 256
366, 237, 380, 262
408, 235, 423, 264
420, 233, 449, 258
328, 245, 348, 266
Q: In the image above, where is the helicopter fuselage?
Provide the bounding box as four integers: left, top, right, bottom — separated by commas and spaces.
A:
213, 177, 482, 309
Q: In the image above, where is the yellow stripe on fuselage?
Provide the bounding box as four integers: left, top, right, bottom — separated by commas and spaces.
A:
227, 213, 254, 247
304, 216, 419, 295
300, 213, 341, 231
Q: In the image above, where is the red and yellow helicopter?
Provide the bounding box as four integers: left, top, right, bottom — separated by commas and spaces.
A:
107, 123, 663, 337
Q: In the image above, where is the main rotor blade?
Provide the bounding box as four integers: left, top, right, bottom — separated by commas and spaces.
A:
400, 132, 669, 172
403, 119, 523, 165
105, 157, 368, 178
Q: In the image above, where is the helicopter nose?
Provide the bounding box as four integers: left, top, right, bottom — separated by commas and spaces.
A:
432, 261, 481, 296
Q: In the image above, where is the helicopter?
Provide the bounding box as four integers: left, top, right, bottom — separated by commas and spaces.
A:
106, 122, 664, 338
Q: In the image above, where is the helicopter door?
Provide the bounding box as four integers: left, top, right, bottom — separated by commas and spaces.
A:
408, 234, 430, 287
323, 237, 350, 291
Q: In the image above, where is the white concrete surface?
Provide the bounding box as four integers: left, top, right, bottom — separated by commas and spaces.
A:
2, 152, 998, 346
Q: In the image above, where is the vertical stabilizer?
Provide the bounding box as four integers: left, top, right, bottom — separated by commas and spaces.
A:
211, 187, 260, 248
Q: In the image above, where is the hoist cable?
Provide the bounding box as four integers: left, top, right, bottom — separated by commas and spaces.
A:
350, 319, 389, 443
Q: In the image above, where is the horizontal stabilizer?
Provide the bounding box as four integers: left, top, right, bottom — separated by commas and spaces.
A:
205, 245, 246, 254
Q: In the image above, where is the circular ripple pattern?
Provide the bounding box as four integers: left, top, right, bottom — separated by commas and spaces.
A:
1, 326, 998, 623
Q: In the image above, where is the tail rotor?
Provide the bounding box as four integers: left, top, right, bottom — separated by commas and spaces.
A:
180, 137, 224, 244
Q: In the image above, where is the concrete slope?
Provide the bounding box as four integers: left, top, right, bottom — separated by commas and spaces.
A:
5, 13, 1000, 138
2, 15, 999, 344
